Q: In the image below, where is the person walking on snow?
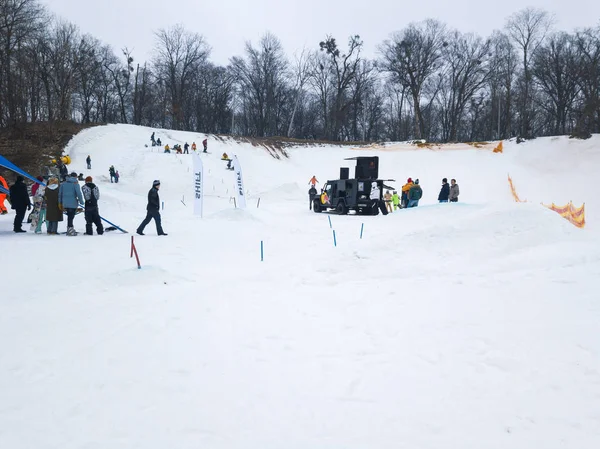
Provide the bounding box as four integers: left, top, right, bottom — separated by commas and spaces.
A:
308, 185, 317, 210
449, 179, 460, 202
438, 178, 450, 203
309, 176, 318, 187
392, 190, 400, 211
202, 138, 208, 153
136, 180, 167, 236
408, 179, 422, 208
384, 190, 393, 213
0, 175, 9, 215
59, 172, 84, 236
9, 175, 31, 233
184, 142, 189, 154
86, 155, 92, 169
114, 170, 120, 183
109, 165, 116, 183
82, 176, 104, 235
44, 177, 62, 234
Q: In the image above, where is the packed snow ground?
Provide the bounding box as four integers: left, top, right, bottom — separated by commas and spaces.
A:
1, 125, 599, 449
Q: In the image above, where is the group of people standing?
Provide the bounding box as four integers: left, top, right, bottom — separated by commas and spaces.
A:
437, 178, 460, 203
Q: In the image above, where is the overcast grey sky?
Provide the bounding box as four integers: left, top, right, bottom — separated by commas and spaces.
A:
45, 0, 599, 65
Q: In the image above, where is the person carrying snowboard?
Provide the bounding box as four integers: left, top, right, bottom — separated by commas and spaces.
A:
202, 138, 208, 153
30, 178, 47, 234
136, 180, 167, 236
82, 176, 104, 235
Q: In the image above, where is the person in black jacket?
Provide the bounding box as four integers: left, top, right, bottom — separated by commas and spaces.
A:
438, 178, 450, 203
82, 176, 104, 235
308, 186, 317, 210
136, 180, 167, 236
9, 175, 32, 232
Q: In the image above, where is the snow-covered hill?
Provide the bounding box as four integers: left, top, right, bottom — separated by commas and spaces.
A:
1, 125, 599, 449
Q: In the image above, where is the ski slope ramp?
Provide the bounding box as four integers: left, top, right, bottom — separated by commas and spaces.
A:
1, 125, 599, 449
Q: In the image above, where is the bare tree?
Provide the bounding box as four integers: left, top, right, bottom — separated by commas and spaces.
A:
153, 24, 210, 129
380, 19, 446, 139
287, 47, 311, 137
506, 7, 553, 138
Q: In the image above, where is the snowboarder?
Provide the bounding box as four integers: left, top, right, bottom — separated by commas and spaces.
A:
82, 176, 104, 235
184, 142, 189, 154
226, 159, 234, 170
438, 178, 450, 203
308, 186, 317, 210
202, 138, 208, 153
31, 176, 44, 197
136, 180, 167, 236
114, 170, 120, 183
222, 152, 230, 160
59, 172, 84, 236
44, 177, 62, 235
156, 138, 162, 146
9, 175, 31, 233
369, 182, 388, 215
192, 142, 197, 152
408, 179, 422, 208
0, 175, 8, 215
401, 178, 413, 208
109, 165, 116, 183
309, 176, 318, 187
86, 155, 92, 169
449, 179, 460, 203
392, 190, 400, 211
151, 132, 156, 146
164, 144, 170, 154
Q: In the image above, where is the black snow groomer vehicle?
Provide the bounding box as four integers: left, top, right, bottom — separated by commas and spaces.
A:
313, 156, 395, 215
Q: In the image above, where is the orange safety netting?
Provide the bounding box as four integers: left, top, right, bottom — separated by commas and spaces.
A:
507, 175, 525, 202
508, 174, 585, 228
493, 141, 503, 153
542, 202, 586, 228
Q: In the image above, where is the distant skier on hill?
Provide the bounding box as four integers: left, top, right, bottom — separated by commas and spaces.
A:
184, 142, 189, 154
202, 138, 208, 153
86, 155, 92, 170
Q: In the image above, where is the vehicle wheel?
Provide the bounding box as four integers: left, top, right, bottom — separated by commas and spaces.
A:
336, 202, 348, 215
313, 201, 322, 213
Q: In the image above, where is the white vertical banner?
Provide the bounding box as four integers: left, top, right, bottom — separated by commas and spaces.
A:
232, 155, 247, 209
193, 152, 204, 217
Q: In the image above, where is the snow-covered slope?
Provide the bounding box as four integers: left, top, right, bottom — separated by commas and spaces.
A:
1, 125, 599, 449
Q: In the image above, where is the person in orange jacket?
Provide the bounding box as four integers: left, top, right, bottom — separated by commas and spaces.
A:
192, 142, 197, 152
309, 176, 318, 187
0, 175, 9, 214
401, 177, 414, 208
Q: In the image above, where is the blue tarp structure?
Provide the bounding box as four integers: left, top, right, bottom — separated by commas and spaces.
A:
0, 154, 46, 187
0, 184, 9, 195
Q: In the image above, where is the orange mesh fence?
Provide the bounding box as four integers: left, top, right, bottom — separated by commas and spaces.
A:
493, 141, 503, 153
507, 175, 525, 202
542, 202, 586, 229
508, 174, 585, 228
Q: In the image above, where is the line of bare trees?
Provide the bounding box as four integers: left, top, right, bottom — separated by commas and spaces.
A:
1, 0, 599, 142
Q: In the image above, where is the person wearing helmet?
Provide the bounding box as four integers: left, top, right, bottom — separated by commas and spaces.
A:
392, 190, 400, 211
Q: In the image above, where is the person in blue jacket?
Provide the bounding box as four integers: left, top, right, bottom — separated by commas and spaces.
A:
59, 172, 84, 236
